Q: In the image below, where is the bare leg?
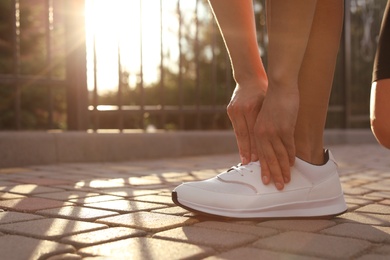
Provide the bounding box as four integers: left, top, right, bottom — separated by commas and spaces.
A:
370, 79, 390, 149
295, 0, 344, 163
256, 0, 317, 189
208, 0, 268, 164
370, 0, 390, 149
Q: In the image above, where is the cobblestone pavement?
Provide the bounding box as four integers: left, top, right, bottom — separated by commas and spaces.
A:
0, 144, 389, 259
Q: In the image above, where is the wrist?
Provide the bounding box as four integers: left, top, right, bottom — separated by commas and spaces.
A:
267, 72, 300, 92
233, 70, 268, 90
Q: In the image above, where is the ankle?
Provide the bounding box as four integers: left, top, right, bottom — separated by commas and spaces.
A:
295, 142, 325, 165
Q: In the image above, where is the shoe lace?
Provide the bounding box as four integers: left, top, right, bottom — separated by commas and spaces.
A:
227, 163, 254, 176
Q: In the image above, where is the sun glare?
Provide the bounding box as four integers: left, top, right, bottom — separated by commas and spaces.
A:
85, 0, 161, 93
85, 0, 200, 94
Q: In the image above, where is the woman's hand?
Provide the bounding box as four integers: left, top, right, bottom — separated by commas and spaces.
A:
227, 80, 267, 164
254, 87, 300, 190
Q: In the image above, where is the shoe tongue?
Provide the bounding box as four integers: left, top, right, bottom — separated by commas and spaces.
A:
218, 162, 260, 180
248, 161, 260, 166
228, 161, 260, 172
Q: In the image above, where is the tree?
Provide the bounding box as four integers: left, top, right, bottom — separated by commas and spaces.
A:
0, 0, 67, 130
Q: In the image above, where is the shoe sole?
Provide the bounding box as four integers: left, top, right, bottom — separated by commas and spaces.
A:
172, 191, 348, 220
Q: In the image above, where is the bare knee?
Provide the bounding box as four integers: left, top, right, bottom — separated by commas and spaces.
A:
371, 119, 390, 149
370, 79, 390, 149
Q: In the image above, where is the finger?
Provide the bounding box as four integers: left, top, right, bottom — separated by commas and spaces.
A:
258, 152, 271, 184
245, 114, 259, 162
228, 113, 251, 164
259, 140, 285, 190
271, 138, 292, 184
283, 136, 296, 167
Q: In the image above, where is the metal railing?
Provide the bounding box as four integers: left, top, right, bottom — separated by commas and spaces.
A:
0, 0, 386, 131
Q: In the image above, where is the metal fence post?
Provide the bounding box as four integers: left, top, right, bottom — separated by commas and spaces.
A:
64, 0, 88, 130
343, 0, 352, 128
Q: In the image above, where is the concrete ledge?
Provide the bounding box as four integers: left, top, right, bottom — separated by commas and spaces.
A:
0, 131, 238, 168
0, 129, 377, 168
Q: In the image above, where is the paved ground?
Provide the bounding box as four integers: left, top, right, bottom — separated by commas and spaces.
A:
0, 143, 389, 259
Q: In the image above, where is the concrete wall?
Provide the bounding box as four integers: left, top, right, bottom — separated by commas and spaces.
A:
0, 129, 377, 168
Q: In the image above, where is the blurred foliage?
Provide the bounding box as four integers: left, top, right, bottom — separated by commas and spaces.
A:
0, 0, 15, 73
1, 0, 388, 130
0, 0, 67, 130
94, 0, 264, 130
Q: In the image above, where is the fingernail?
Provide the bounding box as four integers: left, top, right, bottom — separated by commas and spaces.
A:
262, 175, 269, 184
275, 182, 284, 190
251, 153, 257, 161
240, 156, 247, 164
284, 176, 290, 183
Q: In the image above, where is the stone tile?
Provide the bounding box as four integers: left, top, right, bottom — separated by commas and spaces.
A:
355, 204, 390, 214
195, 221, 278, 237
0, 180, 19, 186
97, 211, 198, 232
5, 169, 57, 177
122, 176, 165, 186
0, 184, 64, 195
257, 219, 336, 232
74, 179, 128, 189
159, 171, 195, 179
356, 254, 390, 260
230, 220, 260, 225
362, 180, 390, 192
151, 206, 190, 216
0, 197, 71, 212
46, 253, 82, 260
342, 186, 372, 196
253, 231, 371, 259
61, 227, 146, 247
69, 195, 123, 204
33, 191, 100, 201
37, 206, 119, 221
98, 187, 159, 198
0, 211, 43, 224
0, 235, 75, 259
378, 199, 390, 205
364, 191, 390, 200
344, 178, 371, 187
85, 200, 165, 213
54, 185, 98, 193
130, 195, 175, 205
10, 177, 74, 186
0, 168, 35, 175
371, 244, 390, 254
205, 247, 322, 260
103, 165, 155, 174
130, 184, 176, 190
358, 194, 384, 202
344, 196, 374, 206
48, 174, 93, 181
322, 223, 390, 243
0, 218, 107, 239
158, 191, 173, 197
336, 212, 390, 226
0, 192, 25, 200
347, 203, 360, 211
190, 169, 222, 177
154, 226, 258, 249
79, 237, 214, 259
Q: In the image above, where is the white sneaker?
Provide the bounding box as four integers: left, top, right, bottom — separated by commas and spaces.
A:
172, 150, 347, 218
